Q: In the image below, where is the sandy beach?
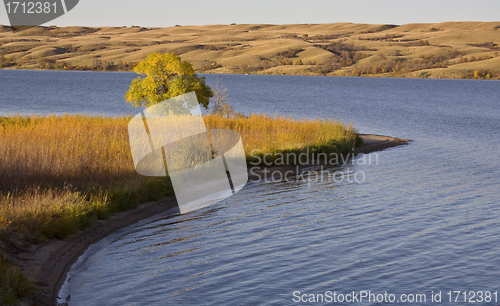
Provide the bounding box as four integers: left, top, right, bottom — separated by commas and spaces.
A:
16, 134, 410, 305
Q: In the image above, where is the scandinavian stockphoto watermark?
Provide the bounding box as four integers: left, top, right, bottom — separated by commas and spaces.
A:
128, 92, 248, 214
248, 148, 379, 185
3, 0, 79, 30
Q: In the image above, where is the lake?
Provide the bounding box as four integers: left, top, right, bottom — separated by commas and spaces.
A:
1, 70, 500, 305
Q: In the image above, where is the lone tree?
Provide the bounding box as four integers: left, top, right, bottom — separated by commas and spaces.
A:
125, 52, 213, 108
211, 80, 235, 118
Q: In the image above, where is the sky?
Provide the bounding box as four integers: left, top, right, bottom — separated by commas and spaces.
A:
1, 0, 499, 28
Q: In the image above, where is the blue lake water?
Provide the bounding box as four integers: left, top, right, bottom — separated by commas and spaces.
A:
1, 70, 500, 305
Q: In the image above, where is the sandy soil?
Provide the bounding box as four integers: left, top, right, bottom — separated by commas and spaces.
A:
354, 134, 411, 155
17, 134, 410, 305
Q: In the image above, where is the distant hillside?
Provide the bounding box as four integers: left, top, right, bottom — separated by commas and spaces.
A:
1, 22, 499, 79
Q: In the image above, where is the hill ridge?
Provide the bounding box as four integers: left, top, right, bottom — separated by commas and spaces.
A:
1, 22, 499, 79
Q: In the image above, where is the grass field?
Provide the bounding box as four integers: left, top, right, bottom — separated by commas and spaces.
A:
1, 22, 499, 79
0, 113, 359, 304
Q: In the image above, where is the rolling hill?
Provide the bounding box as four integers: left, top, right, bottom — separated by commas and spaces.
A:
1, 22, 499, 79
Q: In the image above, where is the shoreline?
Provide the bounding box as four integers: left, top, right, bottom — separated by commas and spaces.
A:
2, 67, 499, 81
17, 198, 179, 306
248, 134, 411, 182
18, 134, 410, 305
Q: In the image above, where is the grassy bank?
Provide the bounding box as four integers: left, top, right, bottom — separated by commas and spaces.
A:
204, 113, 360, 165
0, 113, 358, 304
1, 22, 499, 79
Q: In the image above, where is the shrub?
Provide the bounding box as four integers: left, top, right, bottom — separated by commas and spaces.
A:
402, 40, 429, 47
0, 255, 36, 306
277, 48, 304, 58
210, 81, 237, 118
468, 42, 498, 49
195, 60, 221, 72
360, 24, 399, 34
358, 34, 404, 41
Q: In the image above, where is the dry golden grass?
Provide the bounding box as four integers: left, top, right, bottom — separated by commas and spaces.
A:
0, 116, 135, 192
204, 113, 359, 160
0, 187, 110, 240
1, 22, 499, 78
0, 115, 176, 241
0, 114, 358, 238
0, 115, 154, 241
